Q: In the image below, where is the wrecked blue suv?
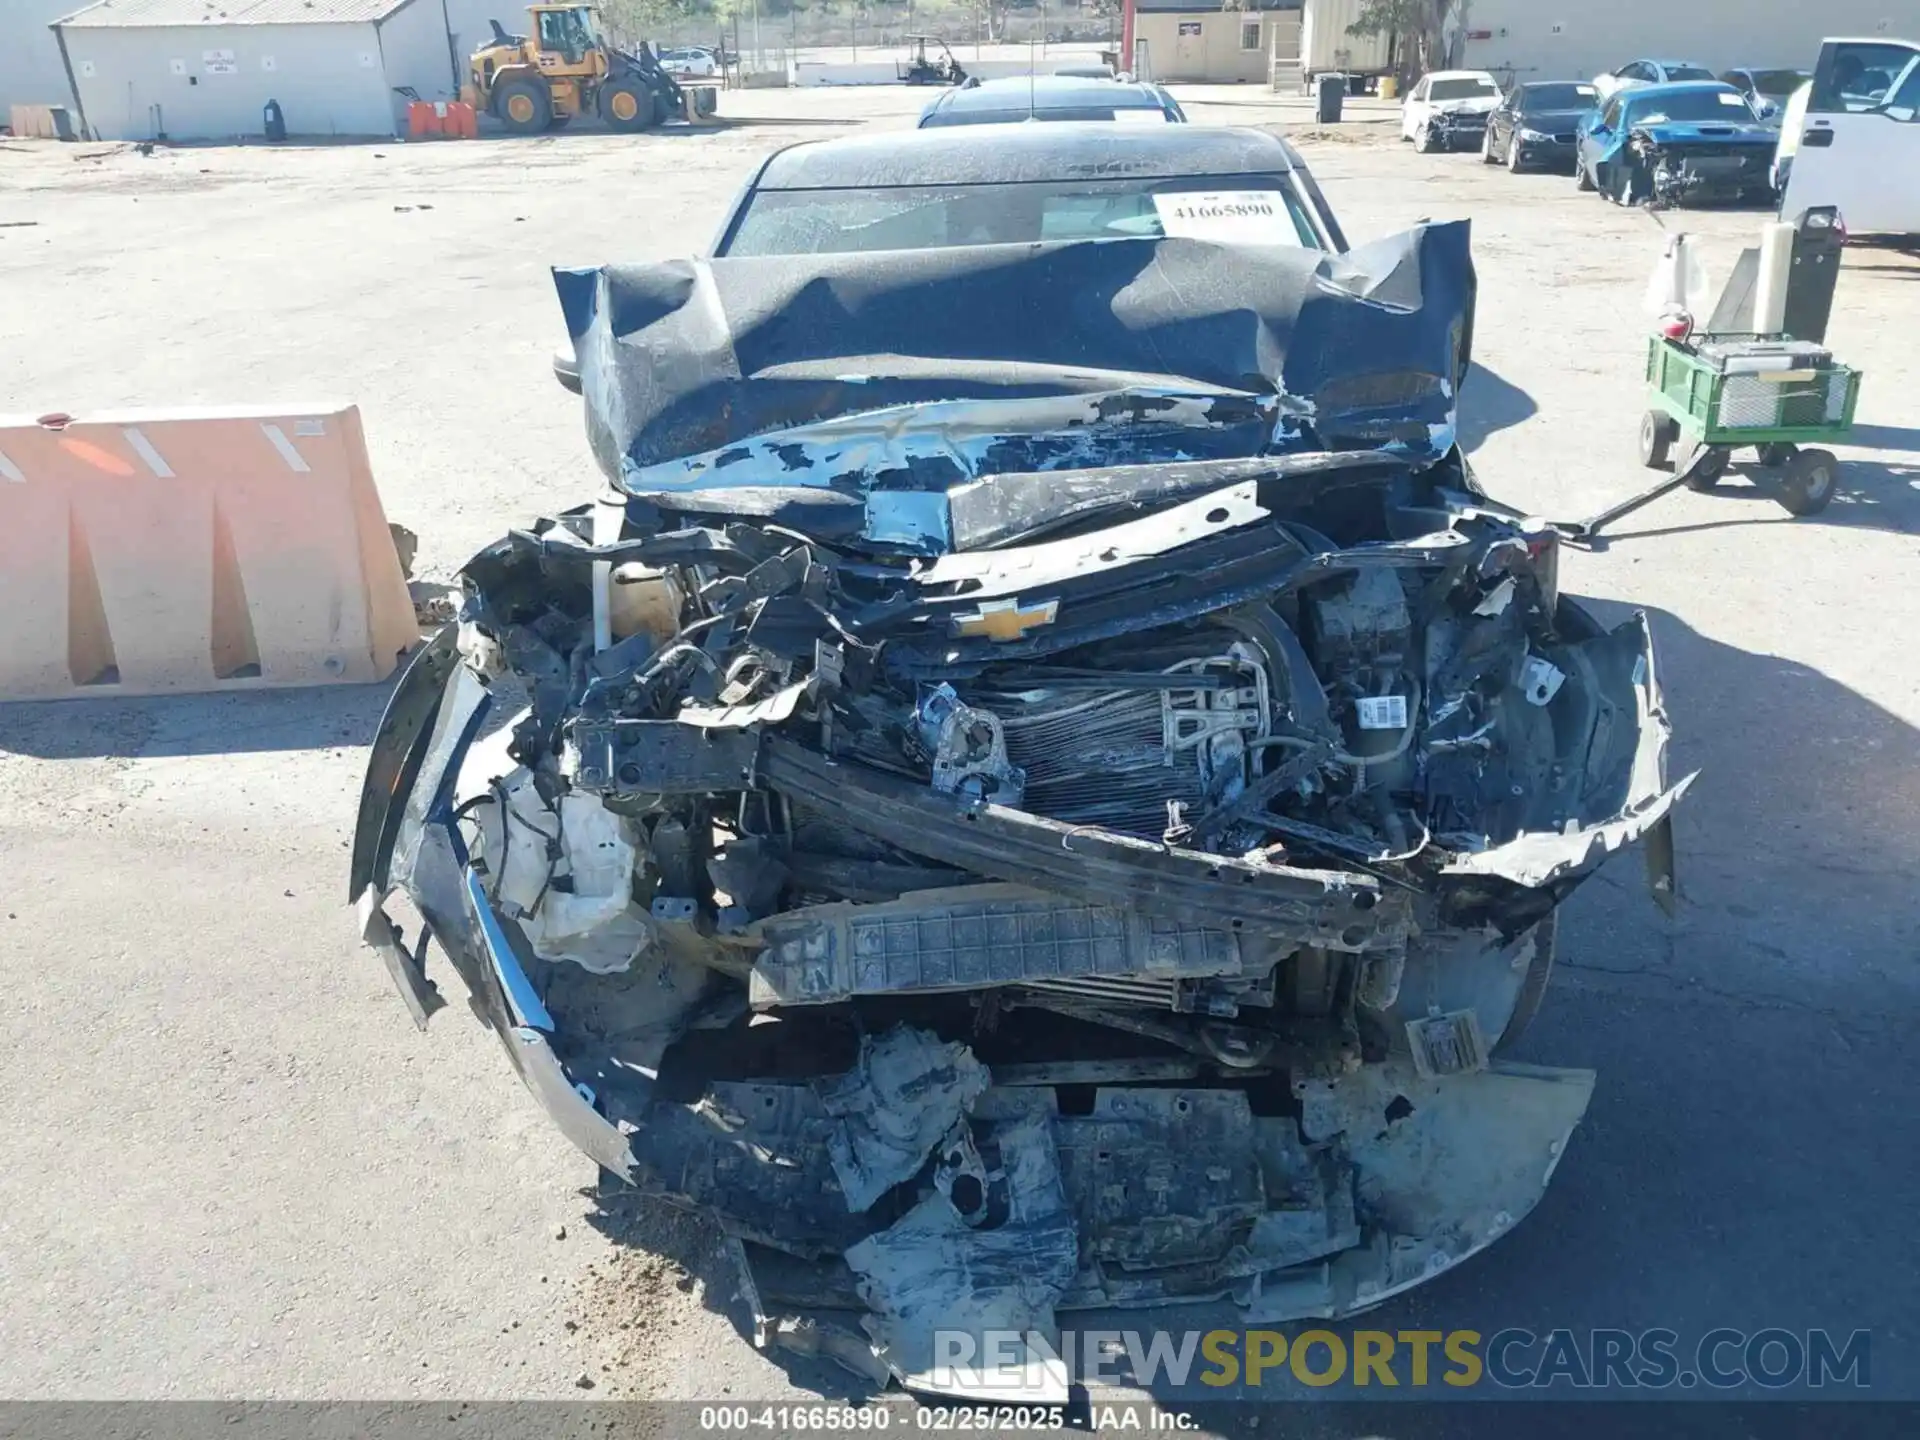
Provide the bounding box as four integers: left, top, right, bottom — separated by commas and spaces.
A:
1575, 80, 1778, 207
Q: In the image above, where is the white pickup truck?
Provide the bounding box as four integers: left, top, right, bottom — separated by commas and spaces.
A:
1776, 36, 1920, 236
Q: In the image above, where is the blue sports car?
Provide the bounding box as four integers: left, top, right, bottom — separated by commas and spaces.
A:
1574, 81, 1778, 207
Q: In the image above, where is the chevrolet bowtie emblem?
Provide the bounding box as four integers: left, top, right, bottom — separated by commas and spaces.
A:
950, 597, 1059, 641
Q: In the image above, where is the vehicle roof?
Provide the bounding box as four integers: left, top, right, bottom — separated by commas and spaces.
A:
755, 123, 1301, 191
1620, 80, 1742, 97
1723, 66, 1808, 74
1424, 70, 1498, 82
1518, 79, 1596, 89
1635, 58, 1712, 70
938, 75, 1167, 111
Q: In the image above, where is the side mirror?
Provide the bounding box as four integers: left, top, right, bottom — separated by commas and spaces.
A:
1760, 100, 1779, 118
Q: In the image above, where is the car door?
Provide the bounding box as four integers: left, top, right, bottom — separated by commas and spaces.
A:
1782, 38, 1920, 234
1580, 95, 1621, 178
1487, 91, 1512, 153
1403, 77, 1430, 137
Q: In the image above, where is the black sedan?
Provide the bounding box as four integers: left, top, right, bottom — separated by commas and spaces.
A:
1481, 80, 1599, 172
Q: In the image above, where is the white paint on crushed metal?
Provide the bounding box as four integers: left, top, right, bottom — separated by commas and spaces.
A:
260, 424, 311, 473
122, 427, 174, 477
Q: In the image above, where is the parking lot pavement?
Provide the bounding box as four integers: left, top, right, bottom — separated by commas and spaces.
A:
0, 81, 1915, 1411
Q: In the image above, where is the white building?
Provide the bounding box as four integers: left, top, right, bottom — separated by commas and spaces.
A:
1447, 0, 1913, 86
53, 0, 464, 142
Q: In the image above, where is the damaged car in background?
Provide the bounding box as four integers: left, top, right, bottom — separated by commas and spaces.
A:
1576, 80, 1780, 208
351, 182, 1689, 1397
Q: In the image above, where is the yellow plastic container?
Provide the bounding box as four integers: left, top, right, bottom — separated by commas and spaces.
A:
1379, 76, 1399, 100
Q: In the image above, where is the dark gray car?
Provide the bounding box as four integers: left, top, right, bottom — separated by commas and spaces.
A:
1482, 80, 1599, 172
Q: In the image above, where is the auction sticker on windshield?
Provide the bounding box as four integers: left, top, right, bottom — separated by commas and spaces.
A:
1152, 191, 1294, 243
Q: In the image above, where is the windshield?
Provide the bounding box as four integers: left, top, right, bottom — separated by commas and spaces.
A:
723, 177, 1322, 256
1628, 89, 1755, 124
1746, 69, 1809, 98
1430, 78, 1498, 101
1819, 45, 1919, 108
537, 7, 596, 48
924, 104, 1168, 127
1521, 83, 1597, 111
1666, 64, 1715, 82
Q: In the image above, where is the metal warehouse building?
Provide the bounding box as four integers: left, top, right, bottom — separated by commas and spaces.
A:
1448, 0, 1911, 85
53, 0, 463, 142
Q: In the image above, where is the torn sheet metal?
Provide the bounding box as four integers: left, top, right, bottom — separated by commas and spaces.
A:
1239, 1059, 1595, 1322
748, 885, 1244, 1009
845, 1109, 1079, 1401
553, 224, 1474, 552
1444, 612, 1696, 889
815, 1027, 991, 1213
1446, 778, 1693, 889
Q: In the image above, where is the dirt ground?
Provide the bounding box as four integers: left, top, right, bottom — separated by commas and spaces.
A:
2, 84, 1917, 1416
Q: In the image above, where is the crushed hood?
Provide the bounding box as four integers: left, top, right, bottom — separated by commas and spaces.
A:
553, 224, 1476, 552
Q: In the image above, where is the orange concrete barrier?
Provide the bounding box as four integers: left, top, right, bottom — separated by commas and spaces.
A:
0, 405, 417, 700
407, 101, 474, 140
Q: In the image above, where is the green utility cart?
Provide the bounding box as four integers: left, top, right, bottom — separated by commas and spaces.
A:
1560, 333, 1864, 541
1636, 334, 1862, 516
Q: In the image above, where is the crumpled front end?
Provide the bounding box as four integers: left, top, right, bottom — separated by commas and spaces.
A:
349, 468, 1682, 1395
348, 225, 1686, 1396
1622, 125, 1777, 206
1426, 103, 1493, 151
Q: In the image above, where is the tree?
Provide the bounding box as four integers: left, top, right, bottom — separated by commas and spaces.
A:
600, 0, 684, 45
1345, 0, 1453, 85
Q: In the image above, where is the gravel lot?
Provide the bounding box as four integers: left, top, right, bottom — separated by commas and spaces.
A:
2, 83, 1917, 1418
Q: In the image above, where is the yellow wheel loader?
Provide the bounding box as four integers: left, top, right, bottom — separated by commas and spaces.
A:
469, 5, 718, 135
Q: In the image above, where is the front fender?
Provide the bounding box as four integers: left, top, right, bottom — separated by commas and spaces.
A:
349, 626, 645, 1180
349, 623, 462, 904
